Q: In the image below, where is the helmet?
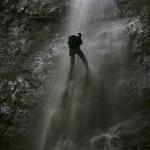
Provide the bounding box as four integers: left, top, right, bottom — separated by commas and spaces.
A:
77, 33, 82, 37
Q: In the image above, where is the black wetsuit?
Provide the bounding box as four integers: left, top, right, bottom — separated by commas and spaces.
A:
68, 33, 88, 71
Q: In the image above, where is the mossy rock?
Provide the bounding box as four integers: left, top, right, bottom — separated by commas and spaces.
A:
29, 15, 51, 23
25, 31, 52, 41
141, 87, 150, 108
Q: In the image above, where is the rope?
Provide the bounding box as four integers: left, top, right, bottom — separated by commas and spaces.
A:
60, 55, 89, 150
60, 56, 79, 150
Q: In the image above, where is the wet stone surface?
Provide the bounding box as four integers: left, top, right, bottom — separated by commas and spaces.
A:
0, 0, 69, 150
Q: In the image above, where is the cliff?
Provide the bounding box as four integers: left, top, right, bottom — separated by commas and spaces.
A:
0, 0, 69, 150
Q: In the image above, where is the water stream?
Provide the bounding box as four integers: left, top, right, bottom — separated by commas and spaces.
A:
38, 0, 129, 150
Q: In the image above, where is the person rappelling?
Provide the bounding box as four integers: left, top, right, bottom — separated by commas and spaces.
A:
68, 33, 89, 80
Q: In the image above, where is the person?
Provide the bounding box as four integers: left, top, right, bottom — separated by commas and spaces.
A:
68, 33, 89, 78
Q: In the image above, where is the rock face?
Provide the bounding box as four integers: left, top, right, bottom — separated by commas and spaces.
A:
115, 0, 150, 111
117, 0, 150, 60
102, 1, 150, 150
90, 110, 150, 150
116, 111, 150, 150
0, 0, 69, 150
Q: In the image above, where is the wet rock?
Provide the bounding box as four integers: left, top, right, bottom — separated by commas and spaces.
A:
116, 111, 150, 150
115, 0, 150, 114
0, 0, 69, 149
91, 133, 120, 150
89, 111, 150, 150
0, 103, 13, 122
117, 0, 150, 52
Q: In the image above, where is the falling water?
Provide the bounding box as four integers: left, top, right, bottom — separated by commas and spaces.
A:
37, 0, 129, 150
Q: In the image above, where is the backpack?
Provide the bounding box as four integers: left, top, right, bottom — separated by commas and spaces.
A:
68, 34, 83, 49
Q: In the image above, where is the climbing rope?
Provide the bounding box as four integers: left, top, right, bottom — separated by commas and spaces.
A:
60, 56, 79, 150
60, 54, 89, 150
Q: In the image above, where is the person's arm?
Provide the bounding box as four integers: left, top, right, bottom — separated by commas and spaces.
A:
68, 36, 71, 45
77, 33, 83, 45
79, 38, 83, 45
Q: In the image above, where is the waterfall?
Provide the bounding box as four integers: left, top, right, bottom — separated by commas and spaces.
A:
37, 0, 129, 150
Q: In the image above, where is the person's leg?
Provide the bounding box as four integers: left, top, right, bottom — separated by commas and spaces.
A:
77, 49, 90, 86
68, 54, 75, 82
77, 49, 89, 72
71, 54, 75, 67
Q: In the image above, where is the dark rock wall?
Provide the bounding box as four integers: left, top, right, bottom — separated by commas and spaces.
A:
0, 0, 69, 150
116, 0, 150, 52
115, 0, 150, 113
111, 1, 150, 150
